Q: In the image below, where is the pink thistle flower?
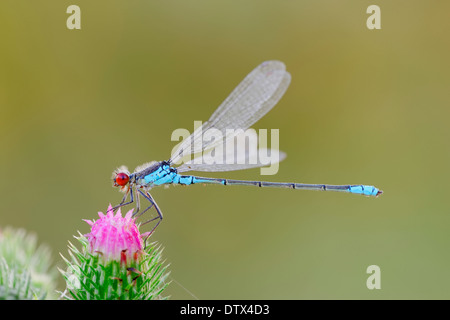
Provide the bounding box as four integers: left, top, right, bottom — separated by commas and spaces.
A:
84, 205, 144, 265
60, 205, 169, 300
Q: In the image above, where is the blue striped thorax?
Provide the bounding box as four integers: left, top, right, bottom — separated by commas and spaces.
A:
135, 161, 178, 188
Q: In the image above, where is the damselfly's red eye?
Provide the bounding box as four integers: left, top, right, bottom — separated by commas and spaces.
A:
115, 173, 129, 186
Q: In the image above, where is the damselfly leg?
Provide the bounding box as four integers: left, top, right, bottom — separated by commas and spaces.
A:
133, 189, 154, 219
138, 190, 164, 247
112, 186, 135, 212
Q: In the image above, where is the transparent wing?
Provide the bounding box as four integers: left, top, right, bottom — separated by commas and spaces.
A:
177, 149, 286, 173
169, 60, 291, 165
177, 128, 287, 173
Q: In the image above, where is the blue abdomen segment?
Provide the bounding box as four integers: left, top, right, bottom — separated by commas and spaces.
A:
349, 185, 381, 196
172, 175, 213, 185
172, 175, 194, 185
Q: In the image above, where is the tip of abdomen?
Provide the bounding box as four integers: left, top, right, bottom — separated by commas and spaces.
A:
349, 185, 382, 197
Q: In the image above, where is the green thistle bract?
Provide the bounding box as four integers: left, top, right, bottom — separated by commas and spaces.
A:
0, 227, 56, 300
60, 205, 170, 300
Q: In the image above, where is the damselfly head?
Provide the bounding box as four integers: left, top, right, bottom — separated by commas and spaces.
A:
112, 166, 130, 192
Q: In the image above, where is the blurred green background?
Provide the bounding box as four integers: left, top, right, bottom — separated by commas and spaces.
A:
1, 0, 449, 299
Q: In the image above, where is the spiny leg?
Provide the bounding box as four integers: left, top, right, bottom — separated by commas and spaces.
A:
133, 189, 154, 219
138, 190, 163, 228
134, 200, 154, 219
112, 186, 134, 212
133, 186, 141, 216
137, 190, 163, 248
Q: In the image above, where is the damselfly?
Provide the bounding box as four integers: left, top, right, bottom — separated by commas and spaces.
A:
112, 61, 382, 235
